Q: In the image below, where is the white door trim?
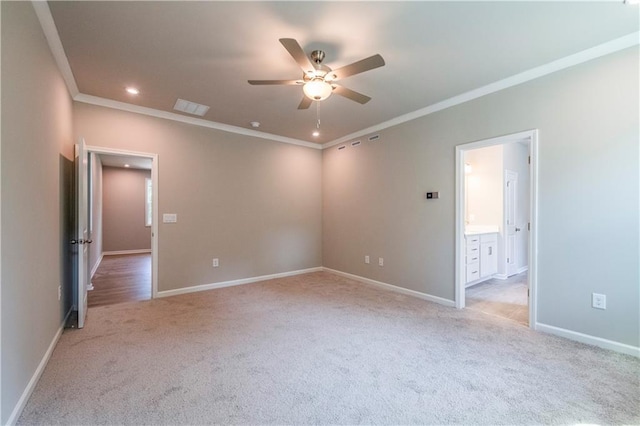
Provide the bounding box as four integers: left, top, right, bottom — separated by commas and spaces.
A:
86, 145, 159, 299
455, 129, 539, 329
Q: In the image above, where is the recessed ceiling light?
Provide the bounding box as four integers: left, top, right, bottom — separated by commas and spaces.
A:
312, 130, 320, 137
124, 164, 130, 168
126, 87, 139, 95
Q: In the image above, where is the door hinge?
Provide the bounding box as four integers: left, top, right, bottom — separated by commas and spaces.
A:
507, 257, 510, 263
528, 222, 530, 231
528, 156, 531, 165
528, 289, 530, 297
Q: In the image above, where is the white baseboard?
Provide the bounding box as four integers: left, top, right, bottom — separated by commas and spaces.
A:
90, 253, 103, 279
156, 267, 324, 298
517, 266, 529, 274
7, 308, 72, 425
493, 273, 508, 280
103, 249, 151, 256
536, 322, 639, 358
323, 267, 456, 308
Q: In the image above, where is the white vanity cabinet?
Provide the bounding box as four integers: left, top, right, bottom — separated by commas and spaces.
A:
465, 235, 481, 284
479, 233, 498, 278
465, 232, 498, 286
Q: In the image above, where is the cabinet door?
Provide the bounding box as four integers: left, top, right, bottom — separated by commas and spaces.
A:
480, 242, 498, 277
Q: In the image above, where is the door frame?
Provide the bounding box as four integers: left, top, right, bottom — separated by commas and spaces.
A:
86, 145, 159, 299
454, 129, 539, 329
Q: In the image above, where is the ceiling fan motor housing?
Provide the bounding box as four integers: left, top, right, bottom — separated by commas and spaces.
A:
310, 50, 326, 64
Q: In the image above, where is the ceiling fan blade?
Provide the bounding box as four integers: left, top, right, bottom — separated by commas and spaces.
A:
298, 96, 312, 110
330, 54, 385, 80
332, 85, 371, 104
248, 79, 303, 85
279, 38, 316, 74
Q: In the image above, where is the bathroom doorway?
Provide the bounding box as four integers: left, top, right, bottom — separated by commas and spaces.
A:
455, 130, 538, 328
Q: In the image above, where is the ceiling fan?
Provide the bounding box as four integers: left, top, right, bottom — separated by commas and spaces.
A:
248, 38, 385, 110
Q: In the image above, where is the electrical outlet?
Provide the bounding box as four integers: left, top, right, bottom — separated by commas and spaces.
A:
212, 258, 219, 268
58, 285, 61, 301
378, 257, 384, 267
592, 293, 606, 310
365, 255, 370, 264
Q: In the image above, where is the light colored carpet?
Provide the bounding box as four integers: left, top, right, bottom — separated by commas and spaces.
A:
18, 272, 639, 425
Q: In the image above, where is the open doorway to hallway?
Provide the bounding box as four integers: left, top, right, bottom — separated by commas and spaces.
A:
455, 130, 538, 328
85, 149, 157, 308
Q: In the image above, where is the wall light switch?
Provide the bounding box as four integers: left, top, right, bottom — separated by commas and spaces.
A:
212, 258, 219, 268
163, 213, 177, 223
378, 257, 384, 267
426, 192, 440, 199
365, 255, 370, 264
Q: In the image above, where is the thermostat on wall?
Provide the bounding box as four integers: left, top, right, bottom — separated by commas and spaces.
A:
426, 192, 440, 199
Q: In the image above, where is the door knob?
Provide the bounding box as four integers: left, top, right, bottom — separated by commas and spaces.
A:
515, 227, 521, 232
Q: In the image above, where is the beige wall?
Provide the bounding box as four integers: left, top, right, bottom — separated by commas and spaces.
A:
102, 166, 151, 252
1, 2, 75, 423
73, 104, 323, 292
323, 46, 639, 347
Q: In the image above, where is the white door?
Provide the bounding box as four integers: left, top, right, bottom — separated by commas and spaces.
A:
74, 138, 90, 328
505, 170, 518, 277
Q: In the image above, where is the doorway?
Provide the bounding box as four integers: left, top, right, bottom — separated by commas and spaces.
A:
85, 146, 158, 307
455, 130, 538, 329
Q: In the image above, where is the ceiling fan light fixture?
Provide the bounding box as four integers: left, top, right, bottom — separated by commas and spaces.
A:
303, 79, 332, 101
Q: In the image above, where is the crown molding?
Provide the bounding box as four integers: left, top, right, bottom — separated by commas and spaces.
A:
32, 0, 79, 98
73, 94, 321, 149
322, 31, 640, 149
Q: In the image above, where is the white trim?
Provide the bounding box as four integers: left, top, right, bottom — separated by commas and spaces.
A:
90, 253, 103, 278
454, 130, 539, 331
323, 267, 456, 308
517, 266, 529, 275
156, 267, 323, 298
536, 323, 640, 358
31, 1, 79, 98
74, 94, 321, 150
103, 249, 151, 256
85, 145, 159, 300
322, 32, 640, 149
6, 309, 72, 425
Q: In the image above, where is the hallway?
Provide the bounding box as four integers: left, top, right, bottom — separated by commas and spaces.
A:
88, 253, 151, 307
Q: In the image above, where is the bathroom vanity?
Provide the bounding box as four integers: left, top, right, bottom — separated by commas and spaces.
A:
465, 227, 498, 287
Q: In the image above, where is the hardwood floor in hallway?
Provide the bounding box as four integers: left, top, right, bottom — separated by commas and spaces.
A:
89, 253, 151, 307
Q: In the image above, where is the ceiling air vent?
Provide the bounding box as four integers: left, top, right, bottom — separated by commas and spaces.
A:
368, 134, 380, 142
173, 98, 210, 116
338, 145, 346, 151
351, 140, 362, 147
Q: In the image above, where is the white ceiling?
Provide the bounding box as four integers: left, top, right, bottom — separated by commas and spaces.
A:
47, 1, 639, 145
